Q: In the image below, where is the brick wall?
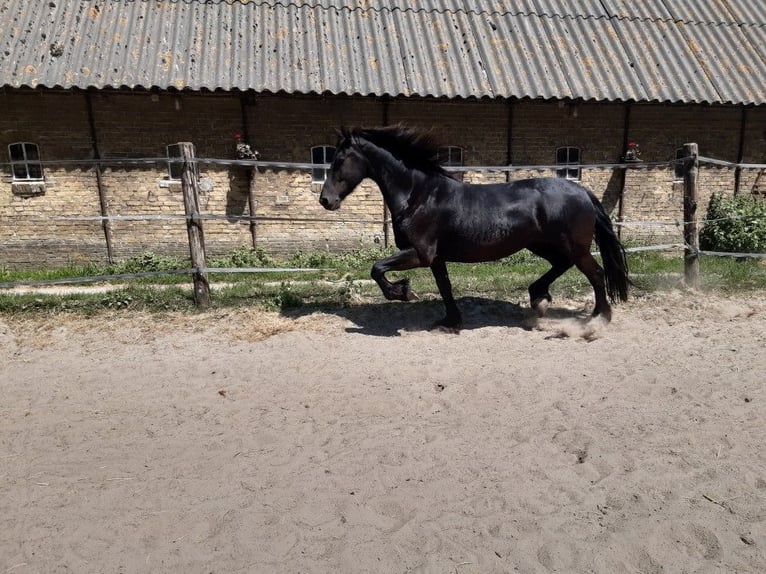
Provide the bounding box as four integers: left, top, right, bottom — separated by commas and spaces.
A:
0, 92, 105, 267
1, 89, 763, 268
246, 95, 386, 252
740, 107, 766, 196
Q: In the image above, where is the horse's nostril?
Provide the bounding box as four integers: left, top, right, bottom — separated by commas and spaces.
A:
319, 196, 329, 207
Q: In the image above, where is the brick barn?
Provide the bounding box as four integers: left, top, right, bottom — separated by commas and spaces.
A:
1, 0, 765, 268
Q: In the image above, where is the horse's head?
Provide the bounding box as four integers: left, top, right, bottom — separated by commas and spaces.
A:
319, 129, 369, 211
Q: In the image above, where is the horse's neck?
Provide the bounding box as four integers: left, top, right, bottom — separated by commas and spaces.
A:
361, 141, 424, 217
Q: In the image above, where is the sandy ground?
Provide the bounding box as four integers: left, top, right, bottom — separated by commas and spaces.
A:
1, 291, 766, 573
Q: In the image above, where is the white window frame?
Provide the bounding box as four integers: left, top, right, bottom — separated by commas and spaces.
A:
438, 145, 465, 181
556, 146, 581, 181
438, 145, 464, 167
311, 145, 336, 183
9, 142, 44, 181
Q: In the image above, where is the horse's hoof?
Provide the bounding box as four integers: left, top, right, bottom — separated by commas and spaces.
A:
431, 317, 462, 334
532, 297, 550, 317
591, 309, 612, 323
431, 323, 461, 334
391, 278, 418, 301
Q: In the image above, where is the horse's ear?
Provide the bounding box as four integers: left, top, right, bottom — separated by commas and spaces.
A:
335, 126, 351, 144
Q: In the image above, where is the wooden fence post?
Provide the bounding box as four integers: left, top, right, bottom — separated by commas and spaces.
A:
682, 142, 700, 288
180, 143, 211, 308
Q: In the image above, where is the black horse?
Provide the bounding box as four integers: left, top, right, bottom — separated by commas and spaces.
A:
319, 126, 630, 332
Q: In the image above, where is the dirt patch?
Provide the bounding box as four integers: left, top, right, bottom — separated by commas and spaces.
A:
2, 292, 765, 573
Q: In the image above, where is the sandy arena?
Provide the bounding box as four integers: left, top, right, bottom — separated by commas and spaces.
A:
1, 291, 765, 573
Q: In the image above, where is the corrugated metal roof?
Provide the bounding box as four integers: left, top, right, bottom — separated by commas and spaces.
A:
0, 0, 764, 104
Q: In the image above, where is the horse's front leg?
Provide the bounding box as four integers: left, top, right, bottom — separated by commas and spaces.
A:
371, 248, 423, 301
430, 259, 462, 333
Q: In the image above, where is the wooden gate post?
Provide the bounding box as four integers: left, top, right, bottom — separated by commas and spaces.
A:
180, 142, 211, 308
682, 142, 700, 288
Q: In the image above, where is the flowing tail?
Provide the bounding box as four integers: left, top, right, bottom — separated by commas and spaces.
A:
589, 193, 631, 303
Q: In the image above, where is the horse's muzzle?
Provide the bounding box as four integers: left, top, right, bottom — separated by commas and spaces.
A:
319, 195, 340, 211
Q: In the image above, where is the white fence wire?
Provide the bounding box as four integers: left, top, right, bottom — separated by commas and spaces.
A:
2, 154, 765, 291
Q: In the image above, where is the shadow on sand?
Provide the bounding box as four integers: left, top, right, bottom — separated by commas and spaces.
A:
281, 296, 588, 337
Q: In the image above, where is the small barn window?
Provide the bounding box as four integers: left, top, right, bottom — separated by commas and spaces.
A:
556, 146, 581, 180
9, 143, 44, 181
673, 147, 685, 181
438, 146, 464, 180
166, 142, 197, 181
311, 145, 336, 183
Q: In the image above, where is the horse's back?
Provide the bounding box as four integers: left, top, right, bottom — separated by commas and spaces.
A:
456, 177, 596, 223
504, 177, 594, 205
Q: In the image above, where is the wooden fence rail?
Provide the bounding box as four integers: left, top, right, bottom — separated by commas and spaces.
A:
4, 144, 766, 306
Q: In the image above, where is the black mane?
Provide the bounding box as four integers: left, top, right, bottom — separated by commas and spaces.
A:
342, 125, 447, 175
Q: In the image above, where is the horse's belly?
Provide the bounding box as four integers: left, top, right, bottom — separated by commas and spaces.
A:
439, 227, 528, 262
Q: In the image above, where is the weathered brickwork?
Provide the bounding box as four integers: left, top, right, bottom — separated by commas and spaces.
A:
1, 89, 763, 268
619, 105, 765, 242
740, 108, 766, 196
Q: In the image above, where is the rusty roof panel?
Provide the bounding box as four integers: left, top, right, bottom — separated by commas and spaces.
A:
499, 13, 648, 101
664, 0, 766, 26
0, 0, 764, 105
679, 20, 766, 104
599, 0, 674, 22
610, 18, 716, 104
529, 0, 611, 19
741, 23, 766, 67
473, 11, 593, 101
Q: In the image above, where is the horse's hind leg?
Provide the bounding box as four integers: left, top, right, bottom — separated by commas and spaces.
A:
573, 251, 611, 322
527, 249, 572, 317
430, 258, 462, 332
